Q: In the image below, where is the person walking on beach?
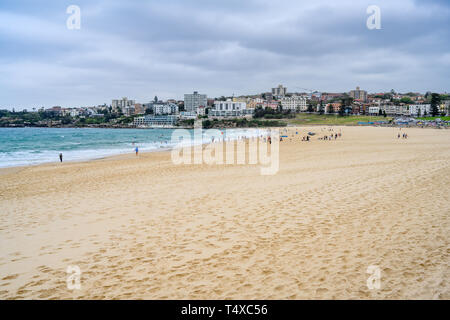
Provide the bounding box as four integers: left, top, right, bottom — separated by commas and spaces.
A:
135, 146, 139, 156
59, 153, 63, 162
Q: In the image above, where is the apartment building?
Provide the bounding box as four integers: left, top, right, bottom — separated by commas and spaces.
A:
408, 104, 431, 116
153, 103, 179, 115
112, 97, 135, 111
246, 98, 264, 109
349, 86, 367, 102
368, 106, 380, 115
379, 105, 400, 115
440, 100, 450, 115
134, 115, 178, 127
280, 95, 307, 111
272, 85, 287, 97
210, 100, 253, 117
184, 91, 207, 112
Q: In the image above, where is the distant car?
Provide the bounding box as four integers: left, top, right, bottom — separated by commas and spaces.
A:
308, 132, 316, 136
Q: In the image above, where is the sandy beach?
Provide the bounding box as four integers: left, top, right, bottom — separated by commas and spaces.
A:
0, 126, 448, 299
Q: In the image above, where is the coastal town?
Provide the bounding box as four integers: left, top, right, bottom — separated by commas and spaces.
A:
1, 85, 449, 128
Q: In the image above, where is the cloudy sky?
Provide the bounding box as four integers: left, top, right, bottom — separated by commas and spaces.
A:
0, 0, 449, 109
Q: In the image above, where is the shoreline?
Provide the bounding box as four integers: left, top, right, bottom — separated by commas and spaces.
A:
0, 146, 174, 173
0, 126, 275, 170
0, 124, 447, 171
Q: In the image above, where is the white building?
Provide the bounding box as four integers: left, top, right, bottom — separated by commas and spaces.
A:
368, 106, 380, 115
69, 109, 80, 117
184, 91, 207, 112
179, 111, 197, 119
210, 100, 253, 117
153, 103, 178, 115
196, 106, 206, 116
380, 105, 402, 116
408, 104, 431, 117
134, 115, 178, 127
281, 95, 307, 111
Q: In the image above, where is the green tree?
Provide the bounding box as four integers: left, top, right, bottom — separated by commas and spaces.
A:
202, 119, 212, 129
430, 93, 440, 116
400, 97, 413, 104
61, 116, 72, 125
318, 102, 324, 115
277, 102, 283, 113
327, 104, 334, 114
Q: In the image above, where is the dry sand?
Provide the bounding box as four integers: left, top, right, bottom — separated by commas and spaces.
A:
0, 126, 448, 299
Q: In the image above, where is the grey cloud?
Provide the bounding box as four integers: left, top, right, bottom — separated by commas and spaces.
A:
0, 0, 449, 109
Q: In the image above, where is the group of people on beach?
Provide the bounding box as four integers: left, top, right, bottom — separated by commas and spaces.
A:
317, 128, 342, 141
322, 132, 341, 140
268, 127, 344, 143
398, 132, 408, 139
301, 136, 310, 141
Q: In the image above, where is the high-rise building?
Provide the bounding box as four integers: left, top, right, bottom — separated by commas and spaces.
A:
349, 87, 367, 102
272, 85, 287, 97
112, 97, 135, 111
184, 91, 207, 112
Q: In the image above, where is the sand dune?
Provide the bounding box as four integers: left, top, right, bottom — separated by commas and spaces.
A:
0, 126, 448, 299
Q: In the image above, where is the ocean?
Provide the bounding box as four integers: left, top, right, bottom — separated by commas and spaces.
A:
0, 127, 266, 168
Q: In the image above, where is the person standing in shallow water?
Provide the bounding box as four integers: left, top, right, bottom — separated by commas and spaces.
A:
135, 146, 139, 156
59, 153, 63, 162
